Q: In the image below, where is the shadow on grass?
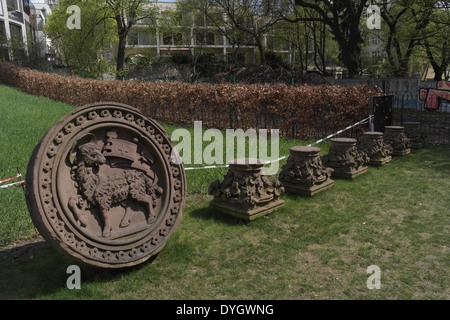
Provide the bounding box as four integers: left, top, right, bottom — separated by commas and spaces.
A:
0, 238, 154, 299
416, 145, 450, 174
188, 205, 251, 226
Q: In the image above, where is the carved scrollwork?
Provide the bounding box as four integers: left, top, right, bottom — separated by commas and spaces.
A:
403, 122, 426, 149
321, 138, 369, 179
279, 147, 332, 187
279, 146, 334, 196
383, 126, 412, 156
357, 132, 393, 166
322, 139, 369, 169
209, 168, 284, 205
208, 158, 285, 220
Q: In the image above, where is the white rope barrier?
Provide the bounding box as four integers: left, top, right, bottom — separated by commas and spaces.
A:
0, 180, 25, 189
0, 116, 373, 187
0, 168, 25, 192
184, 115, 373, 170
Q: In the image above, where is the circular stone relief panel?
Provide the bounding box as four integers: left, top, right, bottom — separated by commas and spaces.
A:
26, 102, 186, 268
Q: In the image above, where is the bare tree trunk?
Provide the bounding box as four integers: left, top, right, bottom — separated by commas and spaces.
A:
116, 32, 127, 79
256, 40, 266, 66
425, 40, 448, 81
292, 0, 367, 78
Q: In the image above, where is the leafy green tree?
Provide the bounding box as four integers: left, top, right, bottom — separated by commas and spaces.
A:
179, 0, 284, 65
376, 0, 449, 78
275, 4, 340, 73
419, 3, 450, 80
290, 0, 369, 78
45, 0, 117, 77
46, 0, 159, 78
103, 0, 159, 78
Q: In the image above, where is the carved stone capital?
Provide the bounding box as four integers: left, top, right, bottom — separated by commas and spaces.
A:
279, 146, 334, 196
321, 138, 369, 179
357, 132, 392, 166
403, 122, 426, 149
384, 126, 412, 156
208, 158, 285, 220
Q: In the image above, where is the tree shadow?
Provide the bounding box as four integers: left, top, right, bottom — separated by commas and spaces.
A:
0, 238, 48, 264
0, 237, 155, 299
188, 205, 251, 226
414, 145, 450, 175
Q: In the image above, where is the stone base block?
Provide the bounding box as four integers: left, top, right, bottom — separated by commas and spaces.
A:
209, 199, 285, 221
393, 148, 411, 156
282, 179, 334, 197
332, 165, 368, 179
369, 155, 392, 166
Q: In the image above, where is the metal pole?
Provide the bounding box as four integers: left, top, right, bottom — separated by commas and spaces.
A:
401, 94, 404, 125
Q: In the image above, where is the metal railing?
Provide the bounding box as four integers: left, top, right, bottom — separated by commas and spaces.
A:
330, 77, 450, 145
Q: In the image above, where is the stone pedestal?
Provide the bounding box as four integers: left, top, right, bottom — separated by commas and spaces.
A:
403, 122, 426, 149
208, 158, 285, 221
357, 132, 393, 166
279, 146, 334, 196
384, 126, 412, 156
321, 138, 369, 179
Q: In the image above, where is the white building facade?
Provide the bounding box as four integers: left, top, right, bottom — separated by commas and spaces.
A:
126, 1, 291, 65
0, 0, 30, 60
30, 0, 52, 58
0, 0, 52, 61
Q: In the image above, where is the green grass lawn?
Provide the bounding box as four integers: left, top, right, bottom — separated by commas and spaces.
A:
0, 84, 449, 300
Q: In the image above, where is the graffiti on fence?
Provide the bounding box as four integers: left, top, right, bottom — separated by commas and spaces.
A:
419, 81, 450, 111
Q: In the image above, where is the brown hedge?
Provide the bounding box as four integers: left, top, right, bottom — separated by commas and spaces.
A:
0, 62, 384, 139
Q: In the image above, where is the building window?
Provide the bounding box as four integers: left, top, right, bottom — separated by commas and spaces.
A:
162, 33, 184, 46
0, 20, 5, 39
163, 34, 172, 45
0, 20, 8, 60
139, 33, 151, 46
196, 32, 215, 45
173, 32, 182, 45
128, 31, 155, 46
196, 33, 204, 45
7, 0, 20, 13
206, 32, 214, 45
9, 23, 22, 42
128, 32, 138, 46
7, 0, 23, 23
7, 0, 19, 11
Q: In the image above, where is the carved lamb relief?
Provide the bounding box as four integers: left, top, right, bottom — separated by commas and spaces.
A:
26, 102, 186, 268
